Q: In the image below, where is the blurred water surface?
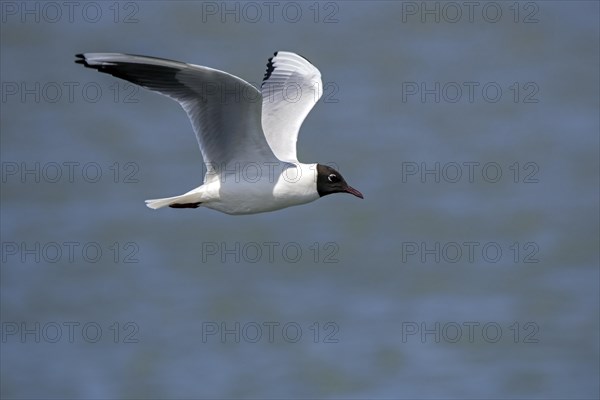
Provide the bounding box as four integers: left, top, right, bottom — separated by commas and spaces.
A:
1, 1, 598, 399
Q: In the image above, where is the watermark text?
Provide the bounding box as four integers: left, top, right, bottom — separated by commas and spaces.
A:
2, 162, 139, 184
1, 321, 140, 343
2, 241, 140, 264
400, 162, 539, 184
202, 321, 339, 343
1, 1, 140, 24
401, 321, 539, 343
400, 241, 540, 264
201, 241, 340, 264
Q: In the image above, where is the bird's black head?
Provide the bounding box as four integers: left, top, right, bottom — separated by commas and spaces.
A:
316, 164, 363, 199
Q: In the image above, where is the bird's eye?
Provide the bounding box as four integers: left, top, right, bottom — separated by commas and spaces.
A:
328, 174, 338, 183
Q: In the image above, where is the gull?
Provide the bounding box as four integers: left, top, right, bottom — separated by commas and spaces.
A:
75, 51, 363, 215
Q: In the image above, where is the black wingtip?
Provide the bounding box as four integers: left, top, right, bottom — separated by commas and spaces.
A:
263, 53, 277, 82
74, 53, 86, 65
262, 51, 315, 83
169, 202, 202, 209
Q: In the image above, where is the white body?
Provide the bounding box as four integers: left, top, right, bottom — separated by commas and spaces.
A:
77, 52, 326, 215
150, 163, 320, 215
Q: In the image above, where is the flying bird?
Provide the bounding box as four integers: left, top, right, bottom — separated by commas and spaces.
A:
75, 51, 363, 215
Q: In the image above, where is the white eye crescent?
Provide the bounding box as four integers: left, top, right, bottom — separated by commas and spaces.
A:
328, 174, 337, 182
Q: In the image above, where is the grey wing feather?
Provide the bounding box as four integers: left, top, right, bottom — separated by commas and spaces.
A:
260, 51, 323, 163
75, 53, 278, 174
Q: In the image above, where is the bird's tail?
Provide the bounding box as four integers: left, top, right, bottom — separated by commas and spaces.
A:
145, 192, 203, 210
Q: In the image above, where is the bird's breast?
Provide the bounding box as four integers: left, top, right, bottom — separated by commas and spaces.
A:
205, 162, 319, 215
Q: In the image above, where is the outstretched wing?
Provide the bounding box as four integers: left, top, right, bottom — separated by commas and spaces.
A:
76, 53, 278, 174
260, 51, 323, 163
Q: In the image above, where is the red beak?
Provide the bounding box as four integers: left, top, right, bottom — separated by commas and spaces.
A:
345, 186, 364, 199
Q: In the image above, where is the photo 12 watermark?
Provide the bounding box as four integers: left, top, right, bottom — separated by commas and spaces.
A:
400, 161, 540, 184
1, 1, 140, 24
199, 241, 340, 264
199, 1, 340, 24
401, 321, 540, 344
401, 82, 540, 104
1, 321, 140, 344
1, 81, 141, 104
1, 161, 140, 184
400, 241, 540, 264
1, 241, 140, 264
201, 321, 339, 343
400, 2, 540, 24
